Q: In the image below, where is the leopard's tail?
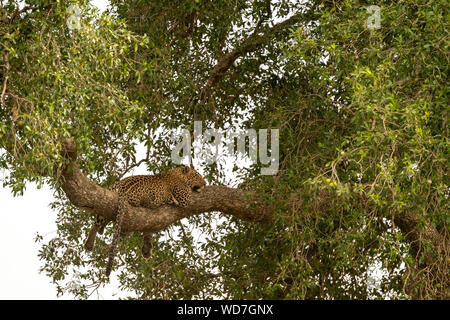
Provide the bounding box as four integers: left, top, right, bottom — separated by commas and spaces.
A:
105, 195, 126, 277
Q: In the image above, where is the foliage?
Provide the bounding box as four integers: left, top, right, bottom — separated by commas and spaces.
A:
0, 0, 448, 299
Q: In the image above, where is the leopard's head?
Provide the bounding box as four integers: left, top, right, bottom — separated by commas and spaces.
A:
175, 165, 206, 192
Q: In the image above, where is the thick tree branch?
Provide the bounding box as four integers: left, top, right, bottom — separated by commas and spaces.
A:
201, 14, 301, 98
59, 138, 273, 235
393, 210, 449, 299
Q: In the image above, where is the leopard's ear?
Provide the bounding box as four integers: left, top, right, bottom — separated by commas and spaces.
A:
182, 165, 190, 174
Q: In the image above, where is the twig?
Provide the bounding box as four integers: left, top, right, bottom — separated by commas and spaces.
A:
86, 280, 103, 299
119, 123, 152, 178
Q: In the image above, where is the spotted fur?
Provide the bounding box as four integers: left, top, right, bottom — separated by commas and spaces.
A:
83, 166, 206, 277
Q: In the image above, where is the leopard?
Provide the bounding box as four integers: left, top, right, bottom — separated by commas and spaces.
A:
83, 165, 207, 277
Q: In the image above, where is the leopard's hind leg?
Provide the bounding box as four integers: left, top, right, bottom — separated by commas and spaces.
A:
141, 231, 153, 259
84, 216, 108, 251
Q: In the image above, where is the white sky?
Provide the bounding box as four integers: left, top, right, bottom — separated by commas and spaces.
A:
0, 179, 126, 300
0, 184, 58, 299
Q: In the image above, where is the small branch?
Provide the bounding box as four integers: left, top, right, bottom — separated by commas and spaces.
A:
119, 124, 152, 179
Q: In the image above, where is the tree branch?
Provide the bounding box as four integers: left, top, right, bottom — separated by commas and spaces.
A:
9, 4, 52, 22
59, 138, 273, 235
201, 14, 300, 97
